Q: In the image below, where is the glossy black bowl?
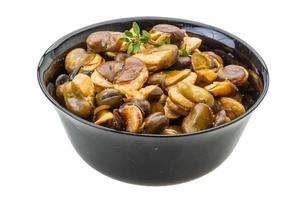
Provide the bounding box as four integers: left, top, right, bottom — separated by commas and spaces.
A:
37, 17, 269, 186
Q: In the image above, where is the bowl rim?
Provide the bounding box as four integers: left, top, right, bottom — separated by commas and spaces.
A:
37, 16, 269, 138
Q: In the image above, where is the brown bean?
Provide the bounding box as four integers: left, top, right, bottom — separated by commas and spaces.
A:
81, 54, 105, 72
164, 69, 191, 87
139, 85, 164, 102
55, 74, 69, 87
205, 80, 238, 97
177, 82, 215, 107
147, 72, 166, 87
165, 97, 189, 116
114, 57, 145, 83
214, 110, 230, 126
162, 125, 183, 135
109, 109, 125, 131
218, 65, 249, 85
63, 82, 93, 118
150, 102, 165, 114
69, 66, 81, 81
133, 44, 178, 71
86, 31, 123, 53
95, 88, 123, 107
191, 51, 211, 71
219, 97, 246, 120
168, 86, 195, 109
118, 104, 143, 133
181, 37, 202, 52
96, 61, 124, 82
125, 99, 151, 117
144, 112, 169, 134
164, 104, 181, 119
65, 48, 95, 73
203, 51, 223, 70
151, 24, 185, 44
114, 57, 149, 93
173, 56, 191, 69
115, 53, 130, 62
94, 110, 114, 125
197, 69, 218, 85
182, 103, 214, 133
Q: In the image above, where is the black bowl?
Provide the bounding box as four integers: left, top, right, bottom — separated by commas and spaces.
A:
37, 17, 269, 186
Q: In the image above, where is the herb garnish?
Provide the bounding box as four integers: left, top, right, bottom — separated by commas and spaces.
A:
120, 22, 171, 54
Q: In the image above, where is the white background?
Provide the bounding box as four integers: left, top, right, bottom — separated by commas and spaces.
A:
0, 0, 299, 199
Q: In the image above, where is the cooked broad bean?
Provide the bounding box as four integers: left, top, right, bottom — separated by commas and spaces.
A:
182, 103, 214, 133
50, 22, 261, 134
217, 65, 249, 85
144, 112, 169, 134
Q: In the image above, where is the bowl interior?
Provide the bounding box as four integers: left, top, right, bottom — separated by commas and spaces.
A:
38, 17, 269, 136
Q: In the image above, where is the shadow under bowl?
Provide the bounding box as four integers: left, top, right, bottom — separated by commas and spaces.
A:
37, 17, 269, 186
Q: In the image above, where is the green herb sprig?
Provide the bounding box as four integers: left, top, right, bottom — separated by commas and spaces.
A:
119, 22, 171, 54
119, 22, 150, 54
178, 49, 191, 57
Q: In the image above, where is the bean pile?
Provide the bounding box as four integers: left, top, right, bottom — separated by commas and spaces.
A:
47, 22, 261, 134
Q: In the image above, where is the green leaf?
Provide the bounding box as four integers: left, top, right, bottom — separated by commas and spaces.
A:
153, 41, 163, 47
124, 31, 133, 37
179, 49, 190, 57
164, 37, 171, 44
151, 37, 171, 47
140, 31, 150, 42
142, 30, 150, 40
132, 22, 140, 35
127, 43, 134, 54
140, 37, 147, 42
132, 42, 141, 54
119, 37, 130, 43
